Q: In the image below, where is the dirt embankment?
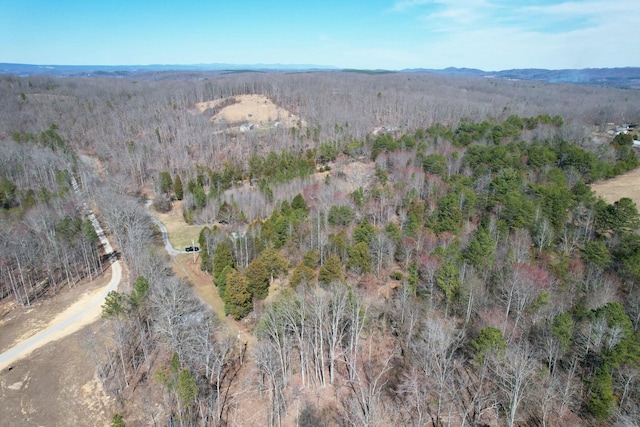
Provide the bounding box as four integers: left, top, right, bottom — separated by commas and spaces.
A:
0, 321, 113, 426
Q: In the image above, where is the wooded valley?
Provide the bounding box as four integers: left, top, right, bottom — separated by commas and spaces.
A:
1, 70, 640, 426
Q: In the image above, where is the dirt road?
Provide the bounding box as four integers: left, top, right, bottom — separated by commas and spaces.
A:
146, 199, 188, 255
0, 261, 121, 371
0, 176, 121, 371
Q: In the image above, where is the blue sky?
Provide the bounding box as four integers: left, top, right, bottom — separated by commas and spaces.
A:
1, 0, 638, 70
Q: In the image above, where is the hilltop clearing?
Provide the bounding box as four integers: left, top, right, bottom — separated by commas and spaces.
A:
193, 94, 304, 131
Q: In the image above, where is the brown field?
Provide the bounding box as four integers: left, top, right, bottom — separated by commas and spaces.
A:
590, 167, 640, 206
0, 322, 113, 427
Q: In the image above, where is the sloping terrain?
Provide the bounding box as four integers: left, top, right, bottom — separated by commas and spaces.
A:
0, 323, 113, 427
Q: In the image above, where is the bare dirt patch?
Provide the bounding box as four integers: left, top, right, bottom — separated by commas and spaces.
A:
0, 319, 113, 427
332, 159, 376, 194
591, 167, 640, 206
0, 263, 120, 426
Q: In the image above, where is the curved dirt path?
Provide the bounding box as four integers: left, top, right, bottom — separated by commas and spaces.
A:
0, 178, 121, 371
145, 200, 187, 256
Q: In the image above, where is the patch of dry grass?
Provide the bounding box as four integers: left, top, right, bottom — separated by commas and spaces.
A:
172, 256, 226, 322
171, 257, 256, 345
151, 201, 229, 322
591, 167, 640, 206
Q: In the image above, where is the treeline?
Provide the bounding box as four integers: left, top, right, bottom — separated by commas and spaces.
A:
0, 131, 104, 304
175, 149, 318, 223
174, 114, 638, 233
2, 71, 640, 200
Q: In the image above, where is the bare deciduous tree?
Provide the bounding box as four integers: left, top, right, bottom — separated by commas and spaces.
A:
491, 340, 538, 427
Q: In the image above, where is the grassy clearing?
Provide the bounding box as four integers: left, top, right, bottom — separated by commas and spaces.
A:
172, 255, 226, 322
151, 201, 201, 250
591, 167, 640, 206
172, 256, 257, 344
150, 201, 226, 320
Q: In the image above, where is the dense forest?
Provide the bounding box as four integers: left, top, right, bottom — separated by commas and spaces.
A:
1, 71, 640, 426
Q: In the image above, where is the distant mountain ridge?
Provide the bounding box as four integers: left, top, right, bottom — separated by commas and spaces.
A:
1, 62, 639, 88
405, 67, 640, 88
0, 62, 338, 77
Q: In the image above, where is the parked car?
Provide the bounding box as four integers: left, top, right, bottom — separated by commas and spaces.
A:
185, 246, 200, 252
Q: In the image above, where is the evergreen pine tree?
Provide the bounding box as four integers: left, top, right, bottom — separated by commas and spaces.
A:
291, 193, 308, 212
463, 227, 496, 270
111, 414, 125, 427
319, 253, 343, 284
290, 262, 316, 287
348, 241, 372, 274
246, 258, 270, 299
215, 265, 232, 299
174, 174, 183, 200
213, 242, 234, 281
158, 171, 173, 194
353, 217, 375, 245
224, 269, 252, 320
258, 245, 289, 282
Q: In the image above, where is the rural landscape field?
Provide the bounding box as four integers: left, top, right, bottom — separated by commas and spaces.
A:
1, 69, 640, 427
